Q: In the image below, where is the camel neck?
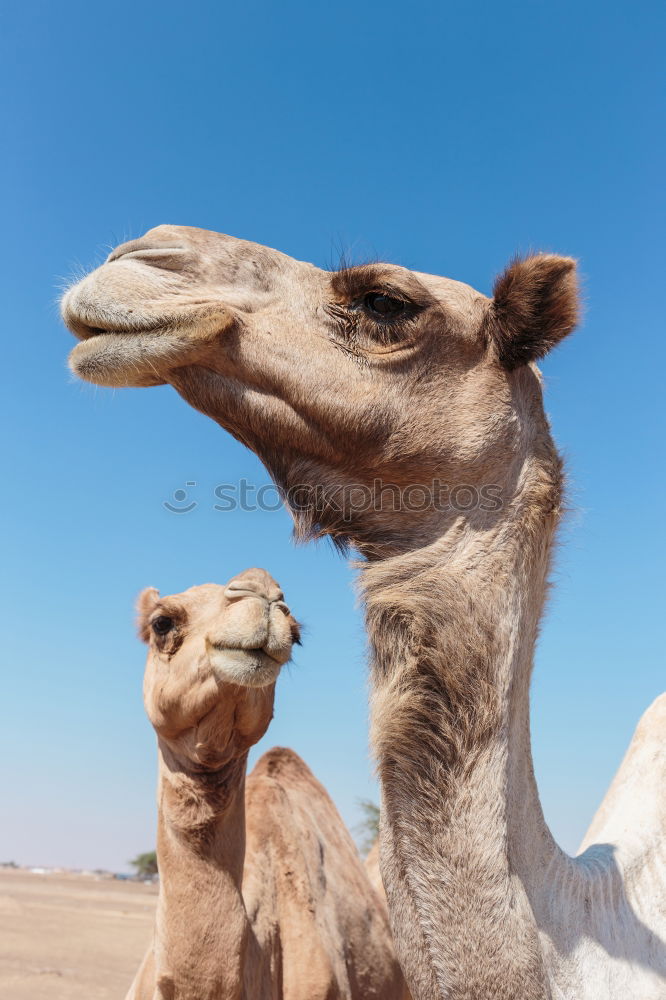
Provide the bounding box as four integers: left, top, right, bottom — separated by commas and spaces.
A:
153, 745, 252, 1000
360, 447, 564, 1000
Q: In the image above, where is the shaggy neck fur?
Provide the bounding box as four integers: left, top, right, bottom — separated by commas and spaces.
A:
360, 372, 563, 999
153, 743, 256, 1000
360, 377, 666, 999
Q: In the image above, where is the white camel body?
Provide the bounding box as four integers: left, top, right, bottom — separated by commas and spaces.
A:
62, 227, 666, 999
543, 694, 666, 999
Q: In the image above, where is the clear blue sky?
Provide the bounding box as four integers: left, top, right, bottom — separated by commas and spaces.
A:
1, 0, 664, 872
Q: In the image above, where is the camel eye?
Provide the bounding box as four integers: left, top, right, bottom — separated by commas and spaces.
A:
152, 615, 174, 636
363, 292, 406, 319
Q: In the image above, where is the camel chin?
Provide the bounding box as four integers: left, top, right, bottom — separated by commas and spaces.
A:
68, 333, 169, 387
207, 645, 284, 688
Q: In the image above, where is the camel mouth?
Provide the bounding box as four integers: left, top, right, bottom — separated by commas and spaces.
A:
213, 643, 283, 666
62, 277, 235, 389
63, 296, 207, 388
69, 319, 164, 341
61, 286, 167, 343
208, 644, 285, 688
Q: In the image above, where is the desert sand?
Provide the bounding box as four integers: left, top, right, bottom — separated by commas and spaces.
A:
0, 868, 156, 1000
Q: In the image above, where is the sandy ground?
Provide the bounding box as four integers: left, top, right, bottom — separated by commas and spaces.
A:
0, 868, 157, 1000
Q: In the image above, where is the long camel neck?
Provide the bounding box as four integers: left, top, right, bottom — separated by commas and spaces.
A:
153, 743, 253, 1000
361, 443, 565, 1000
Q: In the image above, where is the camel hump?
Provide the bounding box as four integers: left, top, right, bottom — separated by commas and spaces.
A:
249, 745, 312, 781
578, 692, 666, 855
245, 745, 355, 868
634, 692, 666, 742
244, 747, 406, 1000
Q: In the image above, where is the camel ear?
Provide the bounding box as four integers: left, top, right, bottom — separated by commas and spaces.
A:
136, 587, 160, 642
490, 254, 579, 369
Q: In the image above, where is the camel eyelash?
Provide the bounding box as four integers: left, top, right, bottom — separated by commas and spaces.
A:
325, 299, 418, 350
328, 265, 431, 344
331, 265, 412, 303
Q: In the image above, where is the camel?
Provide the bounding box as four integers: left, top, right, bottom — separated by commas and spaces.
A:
364, 842, 385, 908
130, 568, 405, 1000
61, 226, 666, 999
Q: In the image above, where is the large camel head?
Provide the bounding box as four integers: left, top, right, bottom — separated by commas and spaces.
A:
137, 568, 300, 771
62, 226, 579, 553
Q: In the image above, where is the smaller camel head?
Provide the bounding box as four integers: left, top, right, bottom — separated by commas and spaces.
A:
137, 568, 300, 770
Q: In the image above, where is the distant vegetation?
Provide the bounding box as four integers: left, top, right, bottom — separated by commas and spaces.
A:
129, 851, 158, 877
355, 800, 380, 856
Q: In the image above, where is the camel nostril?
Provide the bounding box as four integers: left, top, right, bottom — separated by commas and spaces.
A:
225, 571, 283, 605
224, 582, 266, 602
107, 240, 191, 272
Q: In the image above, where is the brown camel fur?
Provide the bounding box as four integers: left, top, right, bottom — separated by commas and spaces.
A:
129, 568, 404, 1000
364, 842, 385, 907
63, 228, 666, 1000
